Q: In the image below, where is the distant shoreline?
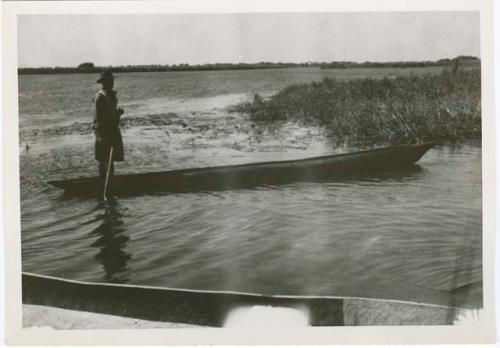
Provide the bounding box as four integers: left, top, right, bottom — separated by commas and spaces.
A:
18, 56, 480, 75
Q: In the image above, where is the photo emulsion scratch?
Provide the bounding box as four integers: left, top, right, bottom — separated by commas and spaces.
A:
7, 7, 492, 344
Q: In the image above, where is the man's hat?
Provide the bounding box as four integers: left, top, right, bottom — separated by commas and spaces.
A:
96, 70, 115, 83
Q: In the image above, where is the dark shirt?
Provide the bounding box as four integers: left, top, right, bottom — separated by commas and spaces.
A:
93, 90, 120, 137
93, 89, 124, 162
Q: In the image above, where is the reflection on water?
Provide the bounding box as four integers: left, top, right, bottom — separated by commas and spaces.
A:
322, 164, 424, 184
89, 199, 131, 283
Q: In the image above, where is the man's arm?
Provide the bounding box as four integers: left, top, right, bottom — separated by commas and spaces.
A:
93, 95, 101, 130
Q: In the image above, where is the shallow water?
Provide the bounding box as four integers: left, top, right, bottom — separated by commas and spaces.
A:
19, 67, 481, 307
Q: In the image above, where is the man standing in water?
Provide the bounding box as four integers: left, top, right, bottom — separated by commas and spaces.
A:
93, 70, 124, 181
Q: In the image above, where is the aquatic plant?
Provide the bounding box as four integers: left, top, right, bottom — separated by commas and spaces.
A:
231, 68, 481, 145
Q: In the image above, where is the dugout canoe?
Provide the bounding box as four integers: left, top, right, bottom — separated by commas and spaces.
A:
48, 143, 435, 197
22, 272, 470, 327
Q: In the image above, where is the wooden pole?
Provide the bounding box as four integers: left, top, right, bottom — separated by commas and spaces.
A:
103, 147, 114, 201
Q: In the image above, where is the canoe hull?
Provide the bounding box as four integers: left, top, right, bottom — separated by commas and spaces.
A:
23, 272, 461, 327
49, 143, 435, 197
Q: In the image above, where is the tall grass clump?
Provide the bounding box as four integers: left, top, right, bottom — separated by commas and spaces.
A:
231, 68, 481, 145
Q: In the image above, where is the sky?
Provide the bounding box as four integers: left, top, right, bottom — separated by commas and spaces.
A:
17, 12, 480, 68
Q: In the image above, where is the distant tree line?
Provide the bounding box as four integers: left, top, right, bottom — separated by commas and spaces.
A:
18, 56, 480, 75
320, 56, 480, 69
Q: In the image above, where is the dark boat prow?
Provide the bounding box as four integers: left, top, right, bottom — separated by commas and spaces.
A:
23, 272, 462, 327
48, 143, 435, 197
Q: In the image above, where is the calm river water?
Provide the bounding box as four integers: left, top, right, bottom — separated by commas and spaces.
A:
19, 67, 482, 307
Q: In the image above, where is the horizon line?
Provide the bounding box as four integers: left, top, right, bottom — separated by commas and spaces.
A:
18, 55, 480, 70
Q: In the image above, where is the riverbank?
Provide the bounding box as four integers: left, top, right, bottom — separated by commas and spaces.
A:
23, 304, 200, 329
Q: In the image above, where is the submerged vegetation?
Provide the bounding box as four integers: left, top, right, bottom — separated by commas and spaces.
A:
231, 68, 481, 145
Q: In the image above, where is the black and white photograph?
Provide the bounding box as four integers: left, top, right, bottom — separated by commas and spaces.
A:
2, 0, 497, 345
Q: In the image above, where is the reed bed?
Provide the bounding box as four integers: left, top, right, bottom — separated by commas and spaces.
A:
231, 68, 481, 146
